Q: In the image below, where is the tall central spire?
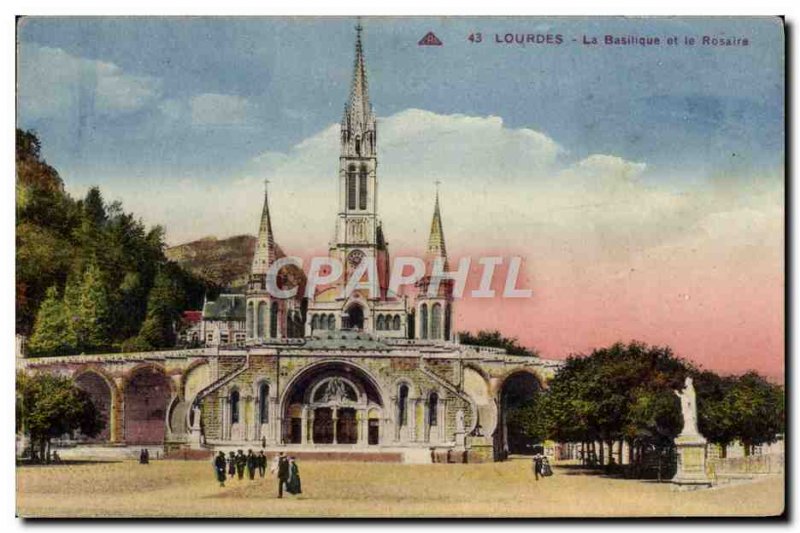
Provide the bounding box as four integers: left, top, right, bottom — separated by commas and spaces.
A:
346, 21, 371, 129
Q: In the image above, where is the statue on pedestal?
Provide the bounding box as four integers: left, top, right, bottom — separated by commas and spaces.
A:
674, 376, 699, 436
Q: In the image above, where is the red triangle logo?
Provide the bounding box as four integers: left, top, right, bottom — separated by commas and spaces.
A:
418, 32, 443, 46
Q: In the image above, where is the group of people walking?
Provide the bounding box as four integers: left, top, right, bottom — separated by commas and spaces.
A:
213, 449, 301, 497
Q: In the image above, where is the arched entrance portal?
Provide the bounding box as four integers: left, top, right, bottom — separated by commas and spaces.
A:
75, 371, 112, 442
282, 362, 383, 446
496, 372, 541, 458
124, 366, 172, 444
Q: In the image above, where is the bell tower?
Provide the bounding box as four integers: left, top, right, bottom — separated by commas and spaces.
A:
331, 22, 384, 299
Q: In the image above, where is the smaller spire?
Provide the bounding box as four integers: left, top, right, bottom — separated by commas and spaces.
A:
251, 179, 276, 276
426, 182, 448, 270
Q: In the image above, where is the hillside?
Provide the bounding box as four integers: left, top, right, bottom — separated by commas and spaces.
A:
166, 235, 256, 290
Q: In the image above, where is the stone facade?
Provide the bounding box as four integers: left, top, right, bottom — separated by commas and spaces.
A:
16, 25, 565, 462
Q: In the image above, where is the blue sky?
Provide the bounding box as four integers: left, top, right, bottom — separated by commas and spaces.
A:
15, 17, 785, 374
18, 16, 784, 192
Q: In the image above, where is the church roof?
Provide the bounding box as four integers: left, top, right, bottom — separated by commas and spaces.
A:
203, 293, 246, 321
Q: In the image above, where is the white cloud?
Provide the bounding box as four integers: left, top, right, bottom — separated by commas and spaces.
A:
75, 108, 782, 272
18, 44, 161, 120
189, 93, 254, 126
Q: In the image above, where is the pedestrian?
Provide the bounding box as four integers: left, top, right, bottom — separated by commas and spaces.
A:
286, 456, 302, 496
532, 451, 544, 481
214, 451, 227, 487
276, 452, 290, 498
235, 449, 246, 480
227, 451, 236, 479
246, 449, 257, 480
258, 451, 267, 478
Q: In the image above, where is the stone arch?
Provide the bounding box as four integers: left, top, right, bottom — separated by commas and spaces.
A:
495, 370, 544, 458
344, 302, 365, 330
279, 360, 386, 445
74, 368, 117, 442
179, 360, 212, 403
463, 366, 494, 437
123, 364, 173, 444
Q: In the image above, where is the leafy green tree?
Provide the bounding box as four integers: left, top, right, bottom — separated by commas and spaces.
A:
17, 371, 104, 461
27, 286, 76, 356
67, 262, 113, 352
725, 372, 784, 454
459, 330, 540, 357
137, 269, 180, 349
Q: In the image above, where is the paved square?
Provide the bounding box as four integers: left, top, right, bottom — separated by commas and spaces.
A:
16, 459, 784, 518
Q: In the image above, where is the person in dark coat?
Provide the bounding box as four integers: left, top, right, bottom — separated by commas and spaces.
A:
286, 456, 302, 495
214, 451, 227, 487
235, 449, 246, 480
532, 452, 544, 481
276, 452, 289, 498
246, 449, 257, 480
258, 451, 267, 478
227, 451, 236, 478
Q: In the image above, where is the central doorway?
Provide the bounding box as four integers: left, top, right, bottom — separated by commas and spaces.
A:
313, 407, 334, 444
281, 362, 385, 447
345, 305, 364, 330
336, 408, 358, 444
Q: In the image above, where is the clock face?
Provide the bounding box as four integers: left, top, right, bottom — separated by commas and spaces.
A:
348, 249, 365, 268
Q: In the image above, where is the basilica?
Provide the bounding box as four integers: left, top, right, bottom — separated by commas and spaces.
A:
18, 25, 561, 463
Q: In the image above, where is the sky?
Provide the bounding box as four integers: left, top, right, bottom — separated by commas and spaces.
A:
16, 17, 785, 379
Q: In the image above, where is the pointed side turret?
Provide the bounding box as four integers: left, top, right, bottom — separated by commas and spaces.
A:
250, 180, 277, 277
426, 190, 449, 272
415, 187, 454, 342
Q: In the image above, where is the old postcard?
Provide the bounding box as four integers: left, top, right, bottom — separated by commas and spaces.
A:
15, 16, 785, 518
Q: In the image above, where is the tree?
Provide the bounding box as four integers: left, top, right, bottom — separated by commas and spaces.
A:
17, 372, 104, 461
459, 330, 540, 357
27, 286, 76, 356
725, 372, 784, 454
66, 262, 113, 353
137, 269, 180, 349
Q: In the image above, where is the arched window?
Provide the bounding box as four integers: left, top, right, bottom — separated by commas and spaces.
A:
393, 315, 401, 331
270, 301, 279, 338
311, 314, 319, 331
398, 385, 409, 427
258, 383, 269, 424
444, 304, 452, 341
355, 136, 361, 156
246, 302, 254, 338
347, 164, 357, 210
327, 314, 336, 330
420, 304, 428, 340
257, 302, 267, 338
230, 390, 240, 424
376, 315, 385, 331
431, 303, 442, 340
358, 165, 368, 210
428, 392, 439, 426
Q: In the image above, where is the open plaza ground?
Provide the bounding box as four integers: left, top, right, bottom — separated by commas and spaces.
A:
16, 458, 784, 518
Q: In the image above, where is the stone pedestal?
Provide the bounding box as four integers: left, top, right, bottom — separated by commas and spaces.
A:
455, 430, 466, 450
189, 427, 203, 449
465, 435, 494, 463
672, 434, 712, 491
